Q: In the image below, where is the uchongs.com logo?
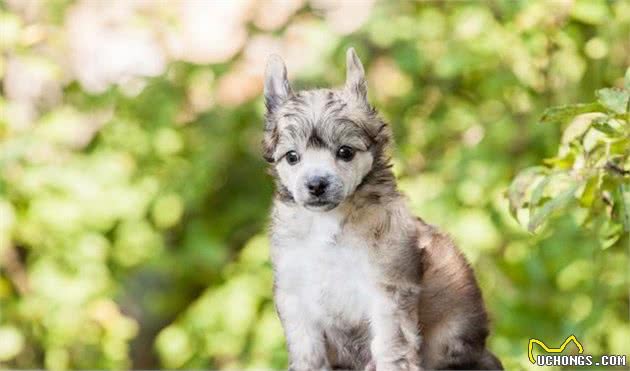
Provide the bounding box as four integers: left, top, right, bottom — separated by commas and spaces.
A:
528, 335, 627, 367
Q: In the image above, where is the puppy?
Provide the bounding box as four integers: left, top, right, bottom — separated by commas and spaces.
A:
263, 48, 502, 371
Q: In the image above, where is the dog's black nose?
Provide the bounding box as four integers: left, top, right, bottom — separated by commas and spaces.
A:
306, 177, 329, 197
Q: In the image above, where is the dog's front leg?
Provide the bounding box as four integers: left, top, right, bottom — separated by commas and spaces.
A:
276, 293, 330, 371
369, 286, 422, 371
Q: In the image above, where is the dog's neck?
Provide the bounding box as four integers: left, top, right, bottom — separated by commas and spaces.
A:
352, 157, 399, 203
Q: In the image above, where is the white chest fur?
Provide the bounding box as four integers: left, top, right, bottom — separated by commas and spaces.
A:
272, 209, 378, 327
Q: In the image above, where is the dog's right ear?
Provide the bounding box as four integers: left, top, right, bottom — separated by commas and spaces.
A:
264, 54, 293, 113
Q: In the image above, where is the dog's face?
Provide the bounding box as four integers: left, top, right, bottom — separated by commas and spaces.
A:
263, 49, 390, 211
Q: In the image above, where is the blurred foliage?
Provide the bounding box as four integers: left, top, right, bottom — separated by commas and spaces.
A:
0, 0, 629, 370
508, 71, 629, 243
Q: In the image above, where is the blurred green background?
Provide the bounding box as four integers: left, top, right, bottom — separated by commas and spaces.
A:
0, 0, 629, 370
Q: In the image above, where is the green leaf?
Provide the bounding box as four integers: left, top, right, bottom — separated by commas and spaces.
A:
561, 113, 604, 144
529, 175, 553, 217
507, 166, 547, 217
528, 182, 581, 232
544, 151, 576, 170
624, 67, 630, 90
596, 87, 629, 114
540, 102, 603, 125
599, 219, 623, 249
579, 174, 601, 208
583, 127, 607, 153
591, 118, 621, 136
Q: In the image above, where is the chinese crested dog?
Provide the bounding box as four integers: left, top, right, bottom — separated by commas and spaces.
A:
263, 48, 502, 371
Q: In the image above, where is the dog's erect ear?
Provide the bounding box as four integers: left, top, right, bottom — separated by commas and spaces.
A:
264, 54, 293, 112
345, 48, 367, 101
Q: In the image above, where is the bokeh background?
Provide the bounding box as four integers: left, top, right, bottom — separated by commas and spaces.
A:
1, 0, 629, 370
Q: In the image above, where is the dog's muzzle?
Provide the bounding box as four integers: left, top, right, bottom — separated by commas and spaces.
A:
302, 175, 342, 211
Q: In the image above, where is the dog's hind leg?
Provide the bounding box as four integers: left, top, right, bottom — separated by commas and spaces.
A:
475, 349, 503, 370
419, 313, 503, 370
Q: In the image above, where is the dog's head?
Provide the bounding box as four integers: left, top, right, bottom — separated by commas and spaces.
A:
263, 48, 393, 212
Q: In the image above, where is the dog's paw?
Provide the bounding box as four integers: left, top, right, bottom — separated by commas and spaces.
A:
397, 359, 423, 371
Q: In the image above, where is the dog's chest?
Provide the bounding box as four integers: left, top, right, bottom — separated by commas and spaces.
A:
273, 212, 378, 325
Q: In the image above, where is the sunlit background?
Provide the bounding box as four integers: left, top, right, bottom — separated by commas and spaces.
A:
0, 0, 629, 370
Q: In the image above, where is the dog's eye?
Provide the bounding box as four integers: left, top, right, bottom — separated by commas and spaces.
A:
336, 146, 355, 162
285, 151, 300, 165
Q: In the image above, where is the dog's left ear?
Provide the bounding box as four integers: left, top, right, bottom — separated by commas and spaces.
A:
345, 48, 367, 101
264, 54, 293, 113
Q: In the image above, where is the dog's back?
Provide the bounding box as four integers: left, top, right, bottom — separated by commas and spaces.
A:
415, 219, 502, 369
